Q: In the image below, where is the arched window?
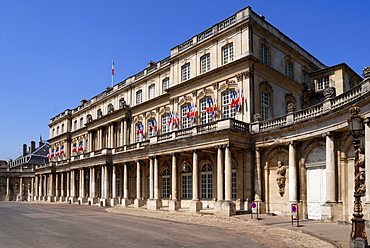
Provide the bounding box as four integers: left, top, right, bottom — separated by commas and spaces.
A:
97, 109, 103, 118
222, 90, 236, 119
181, 163, 192, 199
86, 114, 93, 123
200, 97, 213, 124
136, 122, 144, 142
200, 162, 213, 199
162, 168, 170, 199
108, 104, 114, 114
162, 114, 170, 134
181, 104, 192, 129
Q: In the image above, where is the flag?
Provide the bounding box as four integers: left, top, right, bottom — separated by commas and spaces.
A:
149, 119, 158, 135
212, 98, 218, 118
55, 148, 59, 157
60, 147, 65, 156
78, 142, 84, 152
72, 144, 77, 153
46, 153, 50, 159
136, 123, 145, 138
50, 150, 55, 158
111, 60, 115, 76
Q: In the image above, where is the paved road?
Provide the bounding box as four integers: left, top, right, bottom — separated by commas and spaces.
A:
0, 202, 265, 248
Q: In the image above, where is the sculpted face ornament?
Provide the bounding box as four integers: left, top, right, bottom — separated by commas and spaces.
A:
276, 161, 286, 197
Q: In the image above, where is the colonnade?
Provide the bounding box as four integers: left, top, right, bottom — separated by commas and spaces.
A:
33, 145, 237, 215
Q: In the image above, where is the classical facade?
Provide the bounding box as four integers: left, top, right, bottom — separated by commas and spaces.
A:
2, 6, 370, 221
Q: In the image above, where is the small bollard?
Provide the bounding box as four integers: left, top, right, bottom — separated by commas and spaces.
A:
291, 204, 299, 227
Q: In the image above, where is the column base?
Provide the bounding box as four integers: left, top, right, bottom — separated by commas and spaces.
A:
68, 197, 78, 204
27, 195, 33, 201
78, 197, 87, 205
214, 200, 223, 213
147, 199, 162, 210
189, 200, 202, 213
47, 196, 55, 202
54, 196, 60, 202
169, 199, 181, 211
88, 197, 98, 205
59, 196, 65, 202
4, 195, 10, 201
99, 198, 109, 207
121, 198, 131, 207
134, 198, 144, 208
110, 198, 119, 206
214, 201, 236, 217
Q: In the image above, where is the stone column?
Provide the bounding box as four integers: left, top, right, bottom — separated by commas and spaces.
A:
254, 148, 262, 201
66, 171, 70, 201
111, 165, 118, 206
123, 118, 128, 146
34, 175, 39, 201
217, 146, 224, 201
19, 177, 23, 201
55, 173, 59, 202
365, 118, 370, 203
190, 150, 201, 212
169, 153, 180, 211
98, 127, 103, 150
120, 119, 124, 147
324, 132, 336, 203
154, 157, 159, 200
5, 177, 10, 201
219, 145, 236, 216
149, 157, 154, 200
134, 161, 144, 207
43, 175, 47, 200
288, 142, 297, 203
122, 163, 129, 206
48, 174, 55, 202
30, 177, 34, 201
89, 167, 97, 204
79, 169, 86, 204
104, 166, 109, 199
60, 172, 65, 202
224, 145, 232, 201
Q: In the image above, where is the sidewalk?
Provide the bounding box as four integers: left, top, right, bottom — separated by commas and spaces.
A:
233, 213, 351, 248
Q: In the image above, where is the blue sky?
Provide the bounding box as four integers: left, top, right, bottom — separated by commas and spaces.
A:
0, 1, 369, 160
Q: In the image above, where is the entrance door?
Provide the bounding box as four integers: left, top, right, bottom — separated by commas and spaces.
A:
307, 165, 326, 220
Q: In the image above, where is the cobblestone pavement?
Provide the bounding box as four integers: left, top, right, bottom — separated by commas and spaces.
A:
107, 207, 337, 248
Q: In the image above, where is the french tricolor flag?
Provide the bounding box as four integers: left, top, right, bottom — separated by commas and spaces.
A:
111, 60, 115, 76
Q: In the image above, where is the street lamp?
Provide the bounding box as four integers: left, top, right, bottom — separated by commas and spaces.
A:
347, 106, 367, 247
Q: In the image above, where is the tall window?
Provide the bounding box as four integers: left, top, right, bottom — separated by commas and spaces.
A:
149, 84, 156, 99
317, 76, 329, 91
222, 44, 233, 64
162, 78, 170, 92
61, 124, 64, 133
136, 90, 143, 104
181, 164, 192, 199
261, 45, 268, 64
232, 161, 237, 200
162, 115, 170, 134
80, 117, 84, 128
222, 90, 236, 119
181, 104, 192, 129
56, 126, 59, 135
74, 120, 77, 131
201, 163, 213, 199
162, 168, 170, 199
200, 54, 210, 73
286, 61, 293, 79
200, 97, 213, 124
261, 91, 270, 121
182, 63, 190, 81
136, 122, 144, 142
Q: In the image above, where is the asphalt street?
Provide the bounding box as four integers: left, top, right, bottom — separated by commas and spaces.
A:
0, 202, 265, 248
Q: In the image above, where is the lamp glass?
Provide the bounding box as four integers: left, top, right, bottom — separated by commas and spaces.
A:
348, 116, 364, 139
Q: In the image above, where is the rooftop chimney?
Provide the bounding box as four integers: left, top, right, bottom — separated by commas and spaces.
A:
30, 141, 36, 153
22, 144, 27, 156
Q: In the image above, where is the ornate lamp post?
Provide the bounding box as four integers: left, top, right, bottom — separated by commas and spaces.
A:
347, 106, 368, 248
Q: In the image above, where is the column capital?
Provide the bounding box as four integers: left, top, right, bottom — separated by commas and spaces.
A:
322, 131, 332, 138
192, 149, 200, 153
171, 152, 179, 157
214, 145, 225, 149
286, 140, 295, 146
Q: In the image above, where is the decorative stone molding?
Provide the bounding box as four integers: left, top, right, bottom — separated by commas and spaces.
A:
253, 113, 261, 122
323, 87, 335, 99
363, 66, 370, 79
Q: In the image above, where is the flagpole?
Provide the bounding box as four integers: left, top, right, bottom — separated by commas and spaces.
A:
111, 60, 115, 87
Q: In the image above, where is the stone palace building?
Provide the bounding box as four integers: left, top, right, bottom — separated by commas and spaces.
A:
1, 6, 370, 222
